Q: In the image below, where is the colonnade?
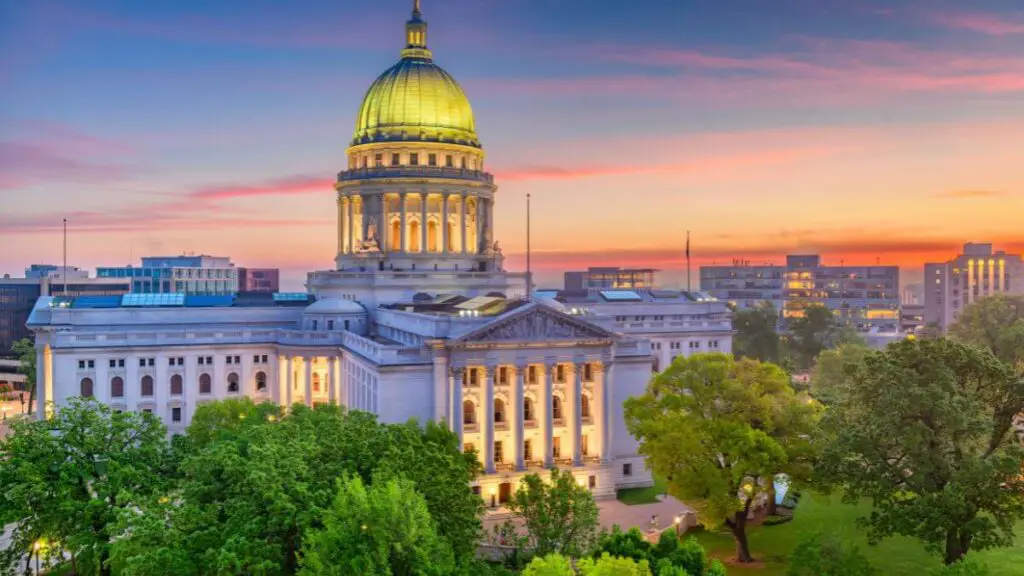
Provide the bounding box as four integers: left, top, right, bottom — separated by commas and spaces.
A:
276, 354, 342, 408
337, 191, 493, 255
444, 359, 613, 475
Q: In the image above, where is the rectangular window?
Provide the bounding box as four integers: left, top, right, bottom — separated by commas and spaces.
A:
583, 364, 593, 381
78, 360, 85, 369
172, 407, 182, 423
139, 358, 146, 367
226, 356, 233, 365
528, 365, 537, 384
374, 153, 382, 167
261, 355, 268, 364
524, 439, 532, 461
469, 369, 479, 386
87, 360, 94, 369
148, 358, 155, 367
110, 359, 117, 368
499, 367, 508, 385
494, 441, 503, 463
253, 355, 260, 364
391, 153, 400, 166
206, 356, 212, 365
623, 463, 632, 476
198, 357, 205, 365
327, 320, 335, 330
589, 475, 597, 489
410, 153, 419, 166
556, 365, 565, 383
169, 358, 175, 366
428, 153, 437, 166
552, 437, 561, 458
460, 157, 466, 169
233, 355, 240, 364
118, 359, 124, 368
445, 155, 453, 167
582, 434, 589, 456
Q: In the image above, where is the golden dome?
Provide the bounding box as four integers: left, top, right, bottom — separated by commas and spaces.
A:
351, 2, 480, 149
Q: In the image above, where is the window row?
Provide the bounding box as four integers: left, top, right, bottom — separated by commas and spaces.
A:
462, 394, 592, 425
354, 152, 480, 170
79, 371, 269, 399
463, 364, 596, 386
463, 436, 595, 462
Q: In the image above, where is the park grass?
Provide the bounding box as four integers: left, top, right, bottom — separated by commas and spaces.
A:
616, 476, 667, 505
690, 492, 1024, 576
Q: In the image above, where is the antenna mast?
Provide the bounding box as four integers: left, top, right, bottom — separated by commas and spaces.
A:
63, 218, 68, 296
526, 193, 532, 299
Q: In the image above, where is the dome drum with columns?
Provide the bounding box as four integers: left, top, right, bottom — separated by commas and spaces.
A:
332, 0, 503, 278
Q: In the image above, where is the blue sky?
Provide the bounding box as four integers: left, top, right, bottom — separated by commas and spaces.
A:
2, 0, 1023, 288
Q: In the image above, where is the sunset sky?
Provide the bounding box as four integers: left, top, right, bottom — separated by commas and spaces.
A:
2, 0, 1023, 290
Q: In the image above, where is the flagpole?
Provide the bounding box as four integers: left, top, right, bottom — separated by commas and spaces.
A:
63, 218, 68, 296
526, 193, 532, 300
686, 230, 691, 293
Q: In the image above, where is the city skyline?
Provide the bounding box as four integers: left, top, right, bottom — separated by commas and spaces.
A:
2, 0, 1023, 289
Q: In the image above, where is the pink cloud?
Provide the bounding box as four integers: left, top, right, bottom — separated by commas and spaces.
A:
933, 12, 1024, 35
190, 175, 333, 200
0, 142, 125, 190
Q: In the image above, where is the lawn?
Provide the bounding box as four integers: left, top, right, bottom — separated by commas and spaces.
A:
690, 492, 1024, 576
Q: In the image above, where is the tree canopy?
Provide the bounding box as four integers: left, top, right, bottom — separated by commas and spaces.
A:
731, 302, 782, 364
624, 353, 819, 563
809, 343, 869, 405
786, 306, 862, 370
505, 468, 600, 558
948, 294, 1024, 374
0, 398, 172, 576
11, 337, 36, 414
816, 338, 1024, 565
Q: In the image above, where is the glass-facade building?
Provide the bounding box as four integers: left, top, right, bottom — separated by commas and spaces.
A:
98, 255, 238, 295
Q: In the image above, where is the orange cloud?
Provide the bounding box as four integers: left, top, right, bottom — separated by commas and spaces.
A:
933, 190, 1012, 199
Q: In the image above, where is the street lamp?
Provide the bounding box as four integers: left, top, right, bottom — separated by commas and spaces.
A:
673, 515, 682, 536
33, 539, 45, 574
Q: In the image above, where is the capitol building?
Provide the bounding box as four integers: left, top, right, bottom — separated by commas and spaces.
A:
28, 2, 732, 502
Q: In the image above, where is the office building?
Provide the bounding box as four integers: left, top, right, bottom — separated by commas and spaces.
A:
924, 243, 1023, 330
237, 268, 281, 293
98, 255, 238, 295
564, 267, 658, 293
701, 255, 900, 330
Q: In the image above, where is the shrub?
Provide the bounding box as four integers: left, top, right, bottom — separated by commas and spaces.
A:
665, 537, 707, 576
593, 525, 653, 566
788, 533, 874, 576
763, 514, 792, 526
930, 559, 989, 576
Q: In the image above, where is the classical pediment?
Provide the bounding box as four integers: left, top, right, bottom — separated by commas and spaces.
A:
453, 303, 615, 345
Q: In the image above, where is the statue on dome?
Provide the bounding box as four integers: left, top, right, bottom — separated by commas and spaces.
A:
358, 219, 380, 252
493, 241, 502, 254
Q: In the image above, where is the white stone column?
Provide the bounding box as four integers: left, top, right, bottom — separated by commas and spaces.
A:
460, 194, 468, 254
285, 357, 294, 407
514, 361, 526, 470
277, 355, 288, 407
304, 357, 313, 407
483, 365, 495, 473
476, 198, 486, 254
420, 191, 428, 253
400, 192, 407, 252
441, 192, 449, 254
570, 361, 583, 466
543, 360, 555, 467
594, 362, 607, 462
432, 353, 449, 423
337, 197, 344, 256
380, 195, 389, 253
450, 366, 464, 438
604, 361, 615, 462
329, 356, 339, 405
347, 197, 355, 254
35, 347, 47, 420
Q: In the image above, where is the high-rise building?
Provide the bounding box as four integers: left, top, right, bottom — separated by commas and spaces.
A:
237, 268, 280, 293
1, 267, 129, 355
923, 243, 1023, 330
97, 255, 238, 295
701, 254, 900, 331
564, 267, 658, 293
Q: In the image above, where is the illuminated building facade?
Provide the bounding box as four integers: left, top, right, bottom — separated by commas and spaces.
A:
924, 243, 1023, 330
564, 267, 659, 293
701, 254, 900, 331
29, 2, 733, 503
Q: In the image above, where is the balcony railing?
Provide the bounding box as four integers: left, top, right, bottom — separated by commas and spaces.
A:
464, 422, 479, 433
494, 421, 509, 432
495, 462, 514, 472
338, 166, 494, 184
553, 418, 564, 427
582, 416, 593, 425
524, 419, 538, 429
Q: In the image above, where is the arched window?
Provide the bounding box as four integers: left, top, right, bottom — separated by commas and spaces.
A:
170, 374, 183, 396
552, 396, 562, 420
523, 397, 534, 421
199, 373, 212, 394
427, 220, 438, 252
391, 219, 401, 251
463, 400, 476, 425
80, 377, 94, 398
581, 394, 591, 419
255, 371, 267, 392
446, 220, 456, 252
111, 376, 124, 398
312, 372, 321, 393
141, 375, 154, 397
494, 398, 505, 423
227, 372, 239, 393
410, 220, 421, 252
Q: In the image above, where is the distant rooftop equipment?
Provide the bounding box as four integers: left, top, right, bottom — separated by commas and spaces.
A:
70, 295, 123, 309
599, 290, 643, 302
650, 289, 682, 299
455, 296, 504, 311
121, 293, 186, 307
184, 295, 235, 307
431, 294, 460, 305
272, 292, 311, 302
533, 290, 559, 299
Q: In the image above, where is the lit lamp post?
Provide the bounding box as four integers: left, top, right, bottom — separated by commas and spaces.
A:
33, 539, 45, 575
673, 515, 682, 536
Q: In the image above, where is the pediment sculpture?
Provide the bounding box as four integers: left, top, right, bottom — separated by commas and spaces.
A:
466, 308, 610, 342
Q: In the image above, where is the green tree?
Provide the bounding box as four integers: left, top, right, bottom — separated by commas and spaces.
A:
113, 402, 483, 574
298, 475, 454, 575
0, 398, 171, 576
809, 343, 869, 404
577, 553, 651, 575
817, 339, 1024, 564
624, 353, 819, 563
732, 302, 781, 363
521, 554, 574, 576
948, 294, 1024, 374
11, 337, 36, 414
593, 526, 652, 566
506, 468, 600, 558
787, 533, 874, 576
918, 322, 944, 341
930, 559, 990, 576
786, 306, 862, 370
